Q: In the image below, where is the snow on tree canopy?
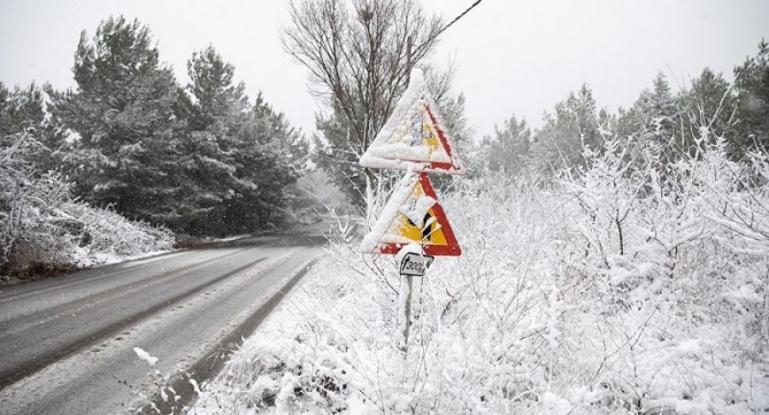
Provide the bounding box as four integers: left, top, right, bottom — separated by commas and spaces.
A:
359, 69, 465, 175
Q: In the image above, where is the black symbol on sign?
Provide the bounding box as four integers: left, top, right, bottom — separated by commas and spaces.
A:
406, 212, 433, 241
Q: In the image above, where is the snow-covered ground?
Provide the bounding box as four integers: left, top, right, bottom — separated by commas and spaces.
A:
1, 201, 174, 284
1, 134, 175, 282
190, 137, 769, 414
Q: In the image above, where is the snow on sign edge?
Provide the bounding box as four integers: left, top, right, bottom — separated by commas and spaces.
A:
360, 172, 420, 254
359, 69, 465, 175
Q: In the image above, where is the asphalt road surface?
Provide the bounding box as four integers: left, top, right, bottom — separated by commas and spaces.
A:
0, 231, 323, 414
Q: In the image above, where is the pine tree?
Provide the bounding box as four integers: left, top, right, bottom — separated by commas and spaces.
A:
635, 73, 677, 139
0, 82, 44, 138
183, 47, 306, 235
49, 16, 186, 225
180, 46, 247, 234
229, 95, 306, 232
483, 115, 532, 174
616, 73, 679, 170
734, 39, 769, 152
677, 68, 737, 156
530, 85, 605, 175
1, 82, 69, 173
187, 46, 249, 130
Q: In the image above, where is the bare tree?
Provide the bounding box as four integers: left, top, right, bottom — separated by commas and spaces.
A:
283, 0, 448, 207
284, 0, 443, 152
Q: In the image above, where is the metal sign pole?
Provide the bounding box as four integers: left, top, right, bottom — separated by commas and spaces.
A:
398, 273, 414, 353
398, 36, 415, 355
396, 250, 433, 353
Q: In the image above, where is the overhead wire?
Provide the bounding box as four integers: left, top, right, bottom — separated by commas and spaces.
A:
437, 0, 483, 37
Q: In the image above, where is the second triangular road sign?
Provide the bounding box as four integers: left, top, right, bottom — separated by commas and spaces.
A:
360, 172, 461, 256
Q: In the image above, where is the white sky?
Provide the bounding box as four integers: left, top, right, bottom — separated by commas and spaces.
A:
1, 0, 768, 139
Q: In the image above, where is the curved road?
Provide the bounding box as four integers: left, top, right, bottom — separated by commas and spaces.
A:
0, 232, 322, 414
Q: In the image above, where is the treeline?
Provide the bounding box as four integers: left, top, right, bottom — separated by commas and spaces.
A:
1, 16, 306, 237
478, 40, 769, 178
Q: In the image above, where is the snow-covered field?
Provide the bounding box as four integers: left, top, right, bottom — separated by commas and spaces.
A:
191, 137, 769, 414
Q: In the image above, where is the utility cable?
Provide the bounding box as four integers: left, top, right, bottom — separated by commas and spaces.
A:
438, 0, 483, 36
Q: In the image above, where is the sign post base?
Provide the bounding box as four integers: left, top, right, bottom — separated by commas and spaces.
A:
398, 273, 414, 354
396, 246, 433, 354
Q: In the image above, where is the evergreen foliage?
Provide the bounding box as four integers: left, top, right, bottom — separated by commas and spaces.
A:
482, 115, 531, 175
734, 39, 769, 152
677, 68, 738, 156
39, 17, 305, 236
527, 85, 607, 176
478, 41, 769, 179
49, 16, 186, 224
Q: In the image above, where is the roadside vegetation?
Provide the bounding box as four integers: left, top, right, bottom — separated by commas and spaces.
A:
191, 0, 769, 412
196, 134, 769, 413
0, 133, 173, 279
1, 16, 313, 279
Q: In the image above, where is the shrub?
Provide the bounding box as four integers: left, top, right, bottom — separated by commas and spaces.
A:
196, 131, 769, 414
1, 133, 173, 279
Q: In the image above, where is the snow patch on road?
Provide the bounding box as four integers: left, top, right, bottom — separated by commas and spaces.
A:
133, 347, 158, 366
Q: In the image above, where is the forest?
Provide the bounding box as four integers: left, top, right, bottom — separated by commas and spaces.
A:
1, 16, 307, 276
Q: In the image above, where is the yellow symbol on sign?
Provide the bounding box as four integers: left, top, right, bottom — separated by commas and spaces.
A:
360, 172, 461, 256
395, 181, 447, 246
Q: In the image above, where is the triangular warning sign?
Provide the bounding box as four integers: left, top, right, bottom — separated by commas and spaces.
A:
359, 69, 465, 175
361, 172, 461, 256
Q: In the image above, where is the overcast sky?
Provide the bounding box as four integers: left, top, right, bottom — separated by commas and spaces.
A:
1, 0, 768, 139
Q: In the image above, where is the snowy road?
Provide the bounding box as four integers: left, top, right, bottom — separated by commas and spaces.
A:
0, 232, 322, 414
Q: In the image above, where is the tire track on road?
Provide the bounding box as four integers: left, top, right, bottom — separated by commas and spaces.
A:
0, 249, 307, 415
0, 249, 265, 389
142, 255, 319, 414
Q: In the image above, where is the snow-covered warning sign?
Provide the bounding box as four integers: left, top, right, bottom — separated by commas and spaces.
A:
359, 69, 465, 175
358, 68, 465, 354
360, 172, 461, 256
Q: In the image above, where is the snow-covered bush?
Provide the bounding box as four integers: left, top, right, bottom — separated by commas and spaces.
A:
1, 134, 71, 274
195, 131, 768, 414
63, 202, 174, 267
1, 133, 173, 278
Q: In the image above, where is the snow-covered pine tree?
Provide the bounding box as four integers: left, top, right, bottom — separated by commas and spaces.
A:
529, 85, 607, 177
0, 82, 70, 180
49, 16, 186, 226
734, 39, 769, 153
614, 73, 679, 173
183, 47, 306, 235
624, 73, 678, 142
482, 115, 532, 175
226, 95, 307, 233
676, 68, 738, 157
180, 46, 248, 235
0, 82, 45, 138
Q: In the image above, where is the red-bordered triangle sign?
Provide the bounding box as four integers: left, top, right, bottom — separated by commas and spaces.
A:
360, 172, 461, 256
359, 69, 465, 175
